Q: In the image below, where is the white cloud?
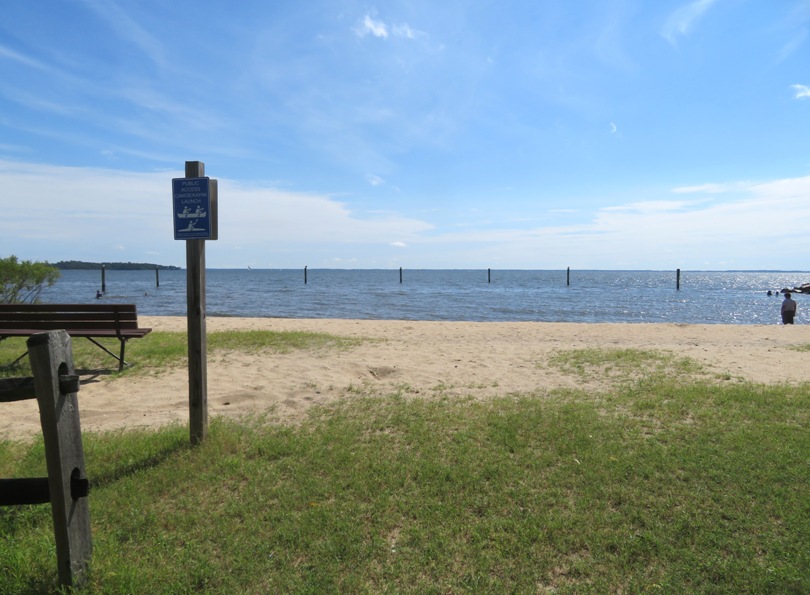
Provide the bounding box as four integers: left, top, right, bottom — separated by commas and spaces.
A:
2, 160, 810, 270
354, 15, 423, 41
792, 84, 810, 99
588, 176, 810, 248
602, 200, 697, 213
661, 0, 718, 46
392, 24, 422, 40
394, 175, 810, 269
0, 160, 433, 267
672, 182, 748, 194
610, 122, 617, 133
366, 173, 385, 186
355, 15, 388, 39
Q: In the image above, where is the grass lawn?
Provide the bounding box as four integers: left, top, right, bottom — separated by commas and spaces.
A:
1, 334, 809, 593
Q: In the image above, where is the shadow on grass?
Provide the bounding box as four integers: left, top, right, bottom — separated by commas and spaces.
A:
88, 435, 191, 491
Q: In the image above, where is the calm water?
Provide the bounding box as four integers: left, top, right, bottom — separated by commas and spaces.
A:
40, 269, 807, 325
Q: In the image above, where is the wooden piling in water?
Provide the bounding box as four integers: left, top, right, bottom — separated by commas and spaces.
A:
304, 266, 308, 284
488, 268, 491, 283
400, 267, 403, 284
100, 265, 106, 293
567, 267, 570, 287
155, 267, 160, 288
676, 269, 681, 291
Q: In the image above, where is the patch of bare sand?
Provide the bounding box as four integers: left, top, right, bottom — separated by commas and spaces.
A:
3, 318, 809, 441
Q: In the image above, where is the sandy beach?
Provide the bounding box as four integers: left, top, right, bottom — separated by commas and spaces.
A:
3, 317, 810, 441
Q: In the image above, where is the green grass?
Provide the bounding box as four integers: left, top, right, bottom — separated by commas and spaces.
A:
547, 347, 710, 385
1, 346, 809, 593
0, 330, 365, 378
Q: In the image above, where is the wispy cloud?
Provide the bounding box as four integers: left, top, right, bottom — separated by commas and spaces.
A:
792, 84, 810, 99
776, 2, 810, 63
78, 0, 166, 67
354, 14, 423, 40
366, 174, 385, 186
672, 182, 749, 194
601, 200, 697, 213
356, 15, 389, 39
661, 0, 719, 46
0, 88, 81, 116
776, 30, 807, 63
392, 24, 420, 40
0, 44, 51, 71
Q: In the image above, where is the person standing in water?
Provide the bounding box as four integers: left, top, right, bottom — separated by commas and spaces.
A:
781, 292, 797, 324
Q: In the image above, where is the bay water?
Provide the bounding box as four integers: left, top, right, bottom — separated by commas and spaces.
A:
39, 269, 808, 325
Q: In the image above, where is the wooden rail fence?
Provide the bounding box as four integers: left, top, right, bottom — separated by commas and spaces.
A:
0, 330, 92, 589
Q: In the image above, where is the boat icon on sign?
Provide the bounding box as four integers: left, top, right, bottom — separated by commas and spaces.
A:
179, 219, 206, 232
178, 206, 207, 218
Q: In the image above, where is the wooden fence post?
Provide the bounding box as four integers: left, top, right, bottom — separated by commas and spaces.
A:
27, 330, 91, 589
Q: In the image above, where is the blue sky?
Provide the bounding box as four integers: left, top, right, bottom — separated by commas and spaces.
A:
1, 0, 809, 270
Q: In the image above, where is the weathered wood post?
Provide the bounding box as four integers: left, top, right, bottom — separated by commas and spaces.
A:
676, 269, 681, 291
101, 264, 106, 294
304, 265, 308, 284
27, 330, 92, 589
400, 267, 403, 284
155, 267, 160, 288
488, 268, 491, 283
567, 267, 570, 287
172, 161, 218, 445
187, 161, 206, 445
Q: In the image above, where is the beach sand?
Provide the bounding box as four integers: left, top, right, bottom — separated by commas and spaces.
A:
3, 317, 810, 441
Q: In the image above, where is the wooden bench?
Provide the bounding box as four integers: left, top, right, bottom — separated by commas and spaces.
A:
0, 303, 152, 371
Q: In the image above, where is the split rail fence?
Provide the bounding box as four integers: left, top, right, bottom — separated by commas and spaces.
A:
0, 330, 92, 589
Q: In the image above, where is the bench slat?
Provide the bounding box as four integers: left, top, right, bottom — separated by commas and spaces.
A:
0, 314, 138, 324
0, 303, 150, 371
0, 315, 139, 325
0, 304, 148, 335
0, 327, 150, 337
0, 304, 137, 314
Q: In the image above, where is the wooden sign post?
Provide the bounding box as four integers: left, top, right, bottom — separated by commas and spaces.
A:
173, 161, 218, 445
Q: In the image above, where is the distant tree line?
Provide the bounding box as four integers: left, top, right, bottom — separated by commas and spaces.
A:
55, 261, 180, 270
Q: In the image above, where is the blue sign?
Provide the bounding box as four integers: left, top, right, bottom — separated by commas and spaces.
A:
172, 177, 213, 240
